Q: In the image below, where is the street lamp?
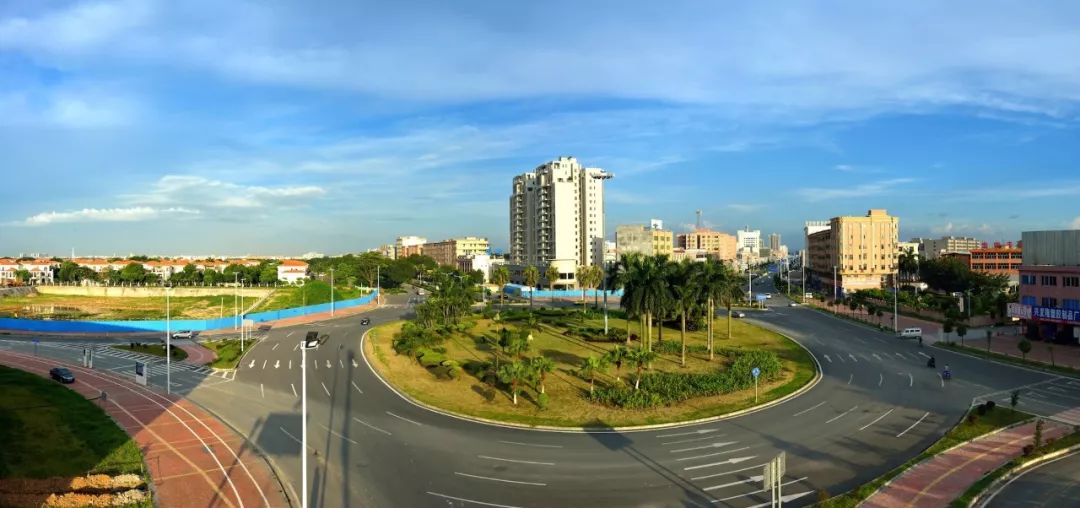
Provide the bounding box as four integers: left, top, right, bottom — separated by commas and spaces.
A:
329, 267, 335, 316
893, 270, 899, 333
165, 284, 172, 394
234, 272, 239, 330
241, 279, 246, 352
300, 331, 321, 508
833, 265, 838, 302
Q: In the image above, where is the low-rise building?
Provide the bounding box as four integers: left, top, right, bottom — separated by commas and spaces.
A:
616, 222, 673, 258
424, 237, 490, 267
277, 259, 309, 285
395, 236, 427, 259
677, 229, 737, 261
1011, 230, 1080, 343
912, 236, 982, 260
0, 258, 20, 285
970, 241, 1023, 284
458, 254, 493, 283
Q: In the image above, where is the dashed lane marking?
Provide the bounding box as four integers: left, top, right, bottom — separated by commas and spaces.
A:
321, 382, 331, 397
897, 412, 931, 438
656, 428, 723, 439
454, 472, 547, 487
826, 406, 858, 424
319, 423, 358, 445
262, 360, 266, 369
478, 456, 555, 466
879, 373, 884, 387
291, 384, 297, 398
498, 441, 564, 449
859, 408, 895, 431
824, 355, 832, 363
426, 492, 521, 508
353, 417, 391, 436
711, 477, 809, 503
351, 381, 364, 394
793, 401, 827, 417
271, 343, 279, 351
662, 434, 728, 446
260, 383, 264, 398
872, 353, 882, 361
386, 411, 422, 426
847, 374, 853, 385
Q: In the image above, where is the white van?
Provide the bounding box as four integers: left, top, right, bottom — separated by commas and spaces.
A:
900, 327, 922, 339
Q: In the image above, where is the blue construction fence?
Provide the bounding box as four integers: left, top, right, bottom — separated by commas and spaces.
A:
502, 284, 623, 299
0, 289, 379, 334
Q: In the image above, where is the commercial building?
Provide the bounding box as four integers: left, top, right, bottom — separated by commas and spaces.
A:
615, 222, 674, 258
277, 259, 309, 285
912, 236, 981, 259
897, 241, 920, 256
806, 209, 899, 297
509, 156, 612, 289
677, 229, 737, 261
737, 227, 761, 255
458, 254, 493, 283
970, 242, 1023, 284
1011, 230, 1080, 343
395, 236, 427, 259
424, 237, 490, 267
768, 233, 781, 252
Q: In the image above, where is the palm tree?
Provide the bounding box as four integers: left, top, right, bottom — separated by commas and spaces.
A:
545, 264, 559, 291
627, 348, 658, 390
504, 330, 530, 359
576, 265, 590, 304
491, 265, 510, 309
616, 254, 647, 345
579, 355, 608, 395
589, 264, 604, 310
718, 267, 745, 340
605, 345, 628, 381
497, 361, 529, 405
698, 260, 728, 360
523, 265, 540, 309
529, 356, 555, 394
640, 255, 671, 351
669, 260, 701, 367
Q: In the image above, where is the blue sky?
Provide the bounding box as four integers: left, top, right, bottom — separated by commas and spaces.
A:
2, 0, 1079, 256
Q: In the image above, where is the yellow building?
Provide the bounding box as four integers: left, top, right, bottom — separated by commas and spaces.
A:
616, 224, 673, 258
677, 229, 737, 261
807, 209, 899, 297
424, 237, 490, 266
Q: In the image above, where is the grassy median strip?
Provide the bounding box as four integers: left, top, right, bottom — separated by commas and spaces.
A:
111, 343, 188, 362
201, 339, 248, 369
936, 342, 1080, 378
0, 365, 145, 478
815, 406, 1033, 508
949, 427, 1080, 508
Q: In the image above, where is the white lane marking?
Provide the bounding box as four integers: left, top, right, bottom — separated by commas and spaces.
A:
847, 373, 853, 385
353, 417, 391, 436
704, 475, 762, 491
291, 383, 297, 397
826, 406, 858, 424
938, 372, 944, 388
895, 352, 905, 359
691, 462, 768, 481
656, 428, 723, 439
289, 359, 293, 369
271, 343, 279, 351
671, 441, 737, 454
260, 383, 264, 398
906, 372, 913, 387
879, 373, 884, 387
897, 411, 931, 438
872, 353, 882, 361
293, 344, 298, 351
319, 423, 359, 445
426, 492, 521, 508
684, 455, 757, 471
712, 477, 809, 503
248, 359, 255, 369
793, 401, 827, 417
286, 332, 294, 338
352, 359, 359, 368
663, 434, 728, 446
314, 360, 318, 370
274, 360, 280, 369
321, 381, 331, 397
339, 359, 344, 369
279, 427, 315, 452
859, 408, 896, 431
675, 446, 751, 462
498, 440, 564, 449
744, 491, 814, 507
917, 351, 930, 358
262, 359, 267, 369
454, 472, 547, 486
386, 411, 422, 426
325, 360, 331, 369
823, 354, 832, 363
478, 455, 556, 466
351, 381, 364, 394
837, 354, 846, 363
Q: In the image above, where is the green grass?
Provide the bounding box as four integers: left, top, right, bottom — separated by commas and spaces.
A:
815, 407, 1033, 507
365, 309, 817, 427
110, 344, 188, 361
936, 342, 1080, 378
950, 427, 1080, 507
0, 365, 145, 478
0, 292, 253, 320
201, 340, 248, 369
250, 281, 367, 312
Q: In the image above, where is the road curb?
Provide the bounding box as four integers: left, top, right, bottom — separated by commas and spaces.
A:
932, 342, 1080, 380
359, 323, 823, 434
973, 446, 1080, 508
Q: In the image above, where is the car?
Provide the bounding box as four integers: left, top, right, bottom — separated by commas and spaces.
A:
171, 330, 194, 339
360, 318, 371, 326
50, 367, 75, 384
733, 311, 747, 318
765, 293, 773, 299
789, 302, 799, 307
900, 327, 923, 339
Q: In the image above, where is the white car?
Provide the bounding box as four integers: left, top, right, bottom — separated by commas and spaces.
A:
733, 311, 747, 318
789, 302, 799, 307
765, 293, 773, 299
171, 330, 194, 339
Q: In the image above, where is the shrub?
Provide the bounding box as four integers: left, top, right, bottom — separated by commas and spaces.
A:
537, 392, 549, 410
976, 404, 987, 416
416, 348, 447, 368
967, 413, 978, 425
986, 400, 996, 411
607, 328, 628, 341
1022, 444, 1034, 456
653, 341, 708, 355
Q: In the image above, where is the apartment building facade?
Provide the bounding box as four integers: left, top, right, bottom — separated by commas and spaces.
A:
913, 236, 982, 259
970, 242, 1023, 284
509, 156, 611, 289
1011, 230, 1080, 343
424, 237, 491, 267
807, 209, 899, 297
615, 223, 674, 258
395, 236, 427, 259
677, 229, 737, 261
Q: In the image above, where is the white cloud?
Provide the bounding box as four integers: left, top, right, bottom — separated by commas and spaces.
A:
127, 175, 325, 209
796, 178, 915, 202
23, 206, 199, 226
834, 164, 855, 172
0, 0, 152, 53
726, 203, 762, 213
1071, 217, 1080, 230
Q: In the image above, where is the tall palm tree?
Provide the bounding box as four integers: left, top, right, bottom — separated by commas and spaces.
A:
497, 361, 529, 405
627, 348, 658, 390
616, 254, 647, 344
491, 265, 510, 309
523, 265, 540, 309
605, 344, 628, 381
545, 264, 559, 292
576, 265, 589, 304
579, 355, 608, 395
670, 260, 702, 367
529, 356, 555, 394
718, 266, 745, 340
698, 260, 727, 360
640, 255, 671, 351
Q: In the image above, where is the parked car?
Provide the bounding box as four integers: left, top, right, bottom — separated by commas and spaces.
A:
900, 327, 923, 339
172, 330, 194, 339
733, 311, 747, 318
360, 318, 371, 326
50, 367, 75, 384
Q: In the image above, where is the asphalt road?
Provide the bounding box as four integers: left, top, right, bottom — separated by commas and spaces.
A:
987, 451, 1080, 508
3, 282, 1075, 508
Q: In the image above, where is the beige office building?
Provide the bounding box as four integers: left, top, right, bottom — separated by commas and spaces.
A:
510, 156, 612, 288
807, 209, 899, 296
913, 236, 981, 259
677, 229, 737, 261
424, 237, 490, 267
616, 223, 674, 258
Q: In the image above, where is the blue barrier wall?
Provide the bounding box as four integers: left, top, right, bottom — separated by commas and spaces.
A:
0, 289, 378, 333
501, 284, 622, 298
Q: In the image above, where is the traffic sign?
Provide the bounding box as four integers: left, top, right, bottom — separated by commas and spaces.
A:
752, 367, 761, 378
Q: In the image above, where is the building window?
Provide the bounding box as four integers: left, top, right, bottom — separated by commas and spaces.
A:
1021, 296, 1037, 306
1064, 299, 1080, 310
1065, 276, 1080, 287
1041, 297, 1057, 308
1021, 274, 1036, 285
1040, 275, 1058, 286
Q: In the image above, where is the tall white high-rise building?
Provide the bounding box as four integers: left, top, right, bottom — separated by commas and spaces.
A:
510, 156, 612, 289
737, 227, 761, 254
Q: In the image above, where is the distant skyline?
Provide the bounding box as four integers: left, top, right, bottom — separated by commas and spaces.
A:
2, 1, 1079, 256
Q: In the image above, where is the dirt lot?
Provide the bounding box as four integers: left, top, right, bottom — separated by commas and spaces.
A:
0, 292, 247, 321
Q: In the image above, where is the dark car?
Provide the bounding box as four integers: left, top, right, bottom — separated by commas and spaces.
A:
50, 367, 75, 384
360, 318, 371, 326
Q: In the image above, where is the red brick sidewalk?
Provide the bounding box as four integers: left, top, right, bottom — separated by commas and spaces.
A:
960, 333, 1080, 370
0, 350, 289, 507
862, 419, 1069, 508
176, 340, 217, 366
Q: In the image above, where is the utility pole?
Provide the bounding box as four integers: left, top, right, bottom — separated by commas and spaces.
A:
893, 271, 899, 333
234, 272, 239, 330
165, 285, 171, 395
330, 267, 335, 316
833, 265, 838, 302
801, 253, 806, 302
300, 332, 320, 508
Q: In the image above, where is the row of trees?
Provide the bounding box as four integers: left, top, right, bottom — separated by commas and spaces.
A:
614, 254, 746, 367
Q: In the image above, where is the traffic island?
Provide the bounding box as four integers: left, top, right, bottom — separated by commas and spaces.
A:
363, 308, 817, 428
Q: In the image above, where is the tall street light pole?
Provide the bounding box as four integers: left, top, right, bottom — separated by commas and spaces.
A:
833, 265, 838, 302
801, 253, 807, 303
376, 264, 381, 306
893, 271, 899, 333
300, 332, 320, 508
233, 273, 239, 330
330, 267, 335, 316
241, 279, 246, 352
165, 285, 171, 394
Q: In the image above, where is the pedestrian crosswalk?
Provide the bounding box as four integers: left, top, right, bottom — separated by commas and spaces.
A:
40, 342, 216, 376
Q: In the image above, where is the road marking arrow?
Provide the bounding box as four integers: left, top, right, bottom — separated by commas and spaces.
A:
848, 354, 858, 362
248, 359, 255, 369
326, 360, 331, 369
352, 359, 359, 368
274, 360, 280, 369
704, 475, 763, 491
823, 354, 832, 363
684, 455, 757, 471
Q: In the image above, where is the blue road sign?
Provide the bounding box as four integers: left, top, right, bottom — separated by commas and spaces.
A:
32, 338, 39, 343
752, 367, 761, 378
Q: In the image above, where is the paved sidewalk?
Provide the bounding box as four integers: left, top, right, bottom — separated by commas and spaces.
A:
862, 419, 1070, 508
175, 339, 218, 365
0, 350, 289, 507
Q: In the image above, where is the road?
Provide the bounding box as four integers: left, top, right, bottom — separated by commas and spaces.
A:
987, 451, 1080, 508
3, 282, 1076, 507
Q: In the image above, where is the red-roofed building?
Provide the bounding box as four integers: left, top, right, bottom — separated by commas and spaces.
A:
277, 259, 309, 284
